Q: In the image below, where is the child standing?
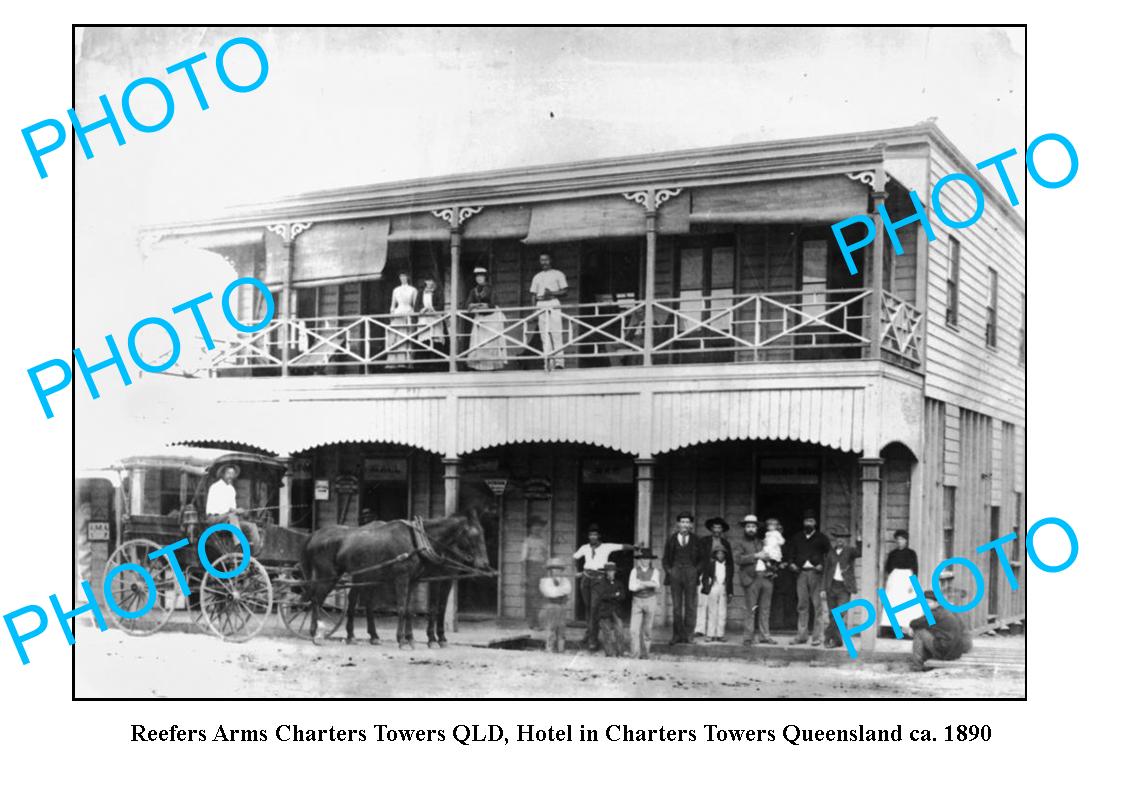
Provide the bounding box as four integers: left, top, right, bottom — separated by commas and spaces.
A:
538, 558, 572, 653
699, 548, 734, 641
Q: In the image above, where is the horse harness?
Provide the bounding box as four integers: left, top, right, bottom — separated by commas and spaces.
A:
299, 517, 490, 589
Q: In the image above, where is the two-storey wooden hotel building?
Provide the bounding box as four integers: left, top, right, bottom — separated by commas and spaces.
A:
136, 122, 1026, 648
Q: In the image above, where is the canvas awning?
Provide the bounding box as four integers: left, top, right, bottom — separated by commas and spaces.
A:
688, 175, 870, 224
522, 193, 688, 244
286, 218, 391, 287
388, 212, 450, 241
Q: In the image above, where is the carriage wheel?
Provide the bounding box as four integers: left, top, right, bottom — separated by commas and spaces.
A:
199, 554, 273, 643
277, 568, 347, 640
103, 539, 180, 636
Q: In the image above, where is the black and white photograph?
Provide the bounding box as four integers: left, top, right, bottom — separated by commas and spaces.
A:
70, 25, 1026, 699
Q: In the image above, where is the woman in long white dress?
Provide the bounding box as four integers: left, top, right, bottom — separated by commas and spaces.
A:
465, 267, 508, 371
879, 530, 923, 636
387, 272, 418, 367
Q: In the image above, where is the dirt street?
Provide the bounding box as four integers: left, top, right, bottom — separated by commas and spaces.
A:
75, 626, 1024, 698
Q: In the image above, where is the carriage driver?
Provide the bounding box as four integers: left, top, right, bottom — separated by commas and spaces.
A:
205, 465, 263, 551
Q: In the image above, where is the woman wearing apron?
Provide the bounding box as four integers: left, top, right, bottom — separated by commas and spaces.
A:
880, 530, 923, 636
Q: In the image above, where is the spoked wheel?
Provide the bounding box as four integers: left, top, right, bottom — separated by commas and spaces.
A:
278, 568, 347, 640
103, 539, 181, 636
199, 554, 273, 642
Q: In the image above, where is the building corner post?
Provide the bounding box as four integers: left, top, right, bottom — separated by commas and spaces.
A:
634, 457, 655, 547
869, 165, 888, 362
859, 457, 884, 654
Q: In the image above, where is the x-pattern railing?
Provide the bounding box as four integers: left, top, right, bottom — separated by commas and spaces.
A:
880, 290, 923, 364
456, 301, 646, 361
652, 289, 871, 351
171, 289, 922, 375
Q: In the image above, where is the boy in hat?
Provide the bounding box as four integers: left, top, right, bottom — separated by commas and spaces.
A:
908, 591, 973, 671
538, 558, 572, 653
694, 517, 733, 637
593, 561, 628, 656
699, 547, 734, 641
628, 548, 661, 658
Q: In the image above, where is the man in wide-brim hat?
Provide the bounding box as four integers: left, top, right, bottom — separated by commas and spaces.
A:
628, 548, 661, 659
538, 557, 572, 653
734, 514, 777, 645
694, 517, 733, 637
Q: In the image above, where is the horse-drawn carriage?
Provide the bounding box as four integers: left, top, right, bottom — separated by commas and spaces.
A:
106, 447, 346, 642
104, 446, 494, 646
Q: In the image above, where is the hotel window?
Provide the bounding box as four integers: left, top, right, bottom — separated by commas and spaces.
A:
1018, 291, 1026, 365
801, 239, 829, 320
946, 238, 961, 328
986, 268, 999, 348
676, 239, 735, 333
942, 486, 956, 559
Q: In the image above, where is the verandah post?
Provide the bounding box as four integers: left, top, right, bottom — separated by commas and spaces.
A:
859, 457, 884, 654
644, 209, 657, 366
869, 166, 887, 361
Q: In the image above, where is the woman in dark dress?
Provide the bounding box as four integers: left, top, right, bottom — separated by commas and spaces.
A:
464, 267, 508, 370
880, 530, 922, 635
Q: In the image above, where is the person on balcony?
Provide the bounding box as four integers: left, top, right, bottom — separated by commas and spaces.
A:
529, 253, 568, 371
415, 275, 447, 368
465, 267, 509, 371
387, 271, 418, 368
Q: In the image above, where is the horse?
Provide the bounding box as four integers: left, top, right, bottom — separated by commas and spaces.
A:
299, 510, 490, 648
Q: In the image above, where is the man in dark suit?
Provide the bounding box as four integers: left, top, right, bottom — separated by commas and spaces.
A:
786, 509, 831, 645
663, 512, 705, 644
821, 526, 861, 649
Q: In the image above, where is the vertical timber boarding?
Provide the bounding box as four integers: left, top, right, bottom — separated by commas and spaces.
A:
919, 139, 1026, 631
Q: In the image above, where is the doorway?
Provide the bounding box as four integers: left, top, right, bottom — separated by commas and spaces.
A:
576, 458, 636, 620
755, 456, 821, 632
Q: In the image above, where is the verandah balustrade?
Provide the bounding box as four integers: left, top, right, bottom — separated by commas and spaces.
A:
169, 289, 922, 377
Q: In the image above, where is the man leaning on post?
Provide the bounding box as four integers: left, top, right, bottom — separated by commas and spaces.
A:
573, 524, 633, 651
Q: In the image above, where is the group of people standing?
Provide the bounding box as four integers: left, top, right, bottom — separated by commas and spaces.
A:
531, 511, 970, 670
381, 253, 570, 371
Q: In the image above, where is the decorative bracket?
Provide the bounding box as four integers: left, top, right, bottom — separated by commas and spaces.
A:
266, 221, 313, 244
432, 206, 484, 228
623, 187, 683, 212
846, 171, 876, 188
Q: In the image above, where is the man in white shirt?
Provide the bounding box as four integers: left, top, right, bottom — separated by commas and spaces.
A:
628, 548, 661, 659
204, 465, 261, 553
572, 524, 633, 650
528, 253, 568, 371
